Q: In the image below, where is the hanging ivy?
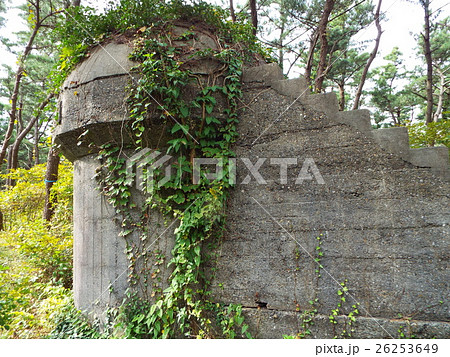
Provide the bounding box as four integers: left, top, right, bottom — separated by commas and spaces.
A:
89, 2, 272, 339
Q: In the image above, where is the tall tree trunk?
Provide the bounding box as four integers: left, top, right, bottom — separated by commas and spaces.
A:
43, 146, 60, 221
314, 0, 336, 93
305, 31, 319, 89
7, 92, 53, 185
34, 119, 40, 165
432, 66, 446, 122
338, 83, 345, 111
0, 25, 40, 166
278, 18, 285, 71
353, 0, 383, 110
250, 0, 258, 36
5, 148, 14, 186
421, 0, 433, 126
229, 0, 236, 22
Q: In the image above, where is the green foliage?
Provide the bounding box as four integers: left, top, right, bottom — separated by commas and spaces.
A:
328, 279, 360, 338
397, 322, 416, 339
51, 0, 269, 92
369, 48, 417, 126
0, 1, 65, 170
283, 298, 319, 339
314, 233, 324, 277
0, 160, 74, 337
48, 297, 102, 339
0, 0, 5, 28
54, 0, 270, 339
95, 22, 249, 336
207, 302, 251, 339
407, 120, 450, 148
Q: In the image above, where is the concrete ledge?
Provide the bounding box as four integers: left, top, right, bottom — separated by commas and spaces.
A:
54, 120, 170, 162
242, 63, 284, 85
241, 309, 450, 338
372, 127, 411, 161
301, 92, 339, 120
410, 147, 450, 181
335, 109, 373, 134
271, 77, 309, 99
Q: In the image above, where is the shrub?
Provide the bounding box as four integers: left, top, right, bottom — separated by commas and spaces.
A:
0, 160, 74, 337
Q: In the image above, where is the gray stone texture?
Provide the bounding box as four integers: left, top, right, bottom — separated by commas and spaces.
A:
73, 155, 175, 320
63, 43, 136, 89
371, 127, 411, 162
335, 109, 373, 135
55, 44, 450, 339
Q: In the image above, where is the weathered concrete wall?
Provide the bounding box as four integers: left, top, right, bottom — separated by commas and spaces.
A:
54, 42, 450, 338
56, 42, 175, 318
73, 155, 174, 319
207, 67, 449, 337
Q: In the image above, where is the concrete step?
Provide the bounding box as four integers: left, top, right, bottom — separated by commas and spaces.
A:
271, 77, 309, 99
371, 127, 411, 162
409, 146, 450, 181
335, 109, 372, 135
301, 92, 339, 121
242, 62, 449, 181
242, 63, 284, 86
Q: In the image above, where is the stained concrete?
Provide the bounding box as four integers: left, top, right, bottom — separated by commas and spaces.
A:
55, 43, 450, 338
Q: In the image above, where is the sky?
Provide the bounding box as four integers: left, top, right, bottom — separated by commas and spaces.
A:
0, 0, 449, 77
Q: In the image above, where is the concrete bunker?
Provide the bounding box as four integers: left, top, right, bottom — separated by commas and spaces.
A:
54, 29, 450, 338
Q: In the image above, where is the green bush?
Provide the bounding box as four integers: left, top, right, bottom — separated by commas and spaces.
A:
407, 120, 450, 148
0, 160, 74, 338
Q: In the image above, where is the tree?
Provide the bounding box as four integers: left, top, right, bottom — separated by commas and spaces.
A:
406, 14, 449, 146
353, 0, 382, 109
258, 0, 377, 93
0, 0, 5, 27
43, 145, 60, 221
259, 0, 310, 74
327, 48, 369, 110
419, 0, 433, 125
250, 0, 258, 35
368, 48, 417, 126
0, 0, 63, 178
427, 16, 449, 122
229, 0, 236, 22
314, 0, 335, 92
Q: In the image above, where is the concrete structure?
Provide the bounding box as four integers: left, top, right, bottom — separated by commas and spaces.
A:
54, 40, 450, 338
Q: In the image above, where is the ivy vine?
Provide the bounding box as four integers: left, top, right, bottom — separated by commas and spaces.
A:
93, 15, 262, 338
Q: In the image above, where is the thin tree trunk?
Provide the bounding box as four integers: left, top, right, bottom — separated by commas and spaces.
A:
0, 25, 40, 166
17, 101, 24, 133
314, 0, 336, 93
421, 0, 433, 126
250, 0, 258, 36
5, 148, 16, 186
338, 83, 345, 111
353, 0, 382, 110
43, 146, 60, 221
305, 31, 319, 88
0, 0, 62, 168
432, 66, 446, 122
8, 92, 53, 181
229, 0, 236, 22
34, 119, 40, 165
278, 19, 285, 71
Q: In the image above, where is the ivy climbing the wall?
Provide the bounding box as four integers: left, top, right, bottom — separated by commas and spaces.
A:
59, 0, 273, 339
